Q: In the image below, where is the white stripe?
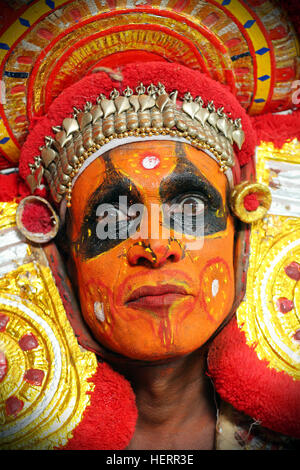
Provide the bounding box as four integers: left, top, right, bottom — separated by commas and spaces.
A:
191, 1, 206, 16
21, 40, 41, 52
266, 160, 300, 217
0, 243, 28, 268
0, 228, 25, 250
86, 0, 98, 15
217, 24, 239, 36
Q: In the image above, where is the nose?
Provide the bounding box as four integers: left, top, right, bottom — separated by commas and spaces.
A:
127, 238, 184, 268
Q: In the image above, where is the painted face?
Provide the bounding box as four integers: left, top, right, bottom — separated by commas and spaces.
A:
69, 141, 235, 361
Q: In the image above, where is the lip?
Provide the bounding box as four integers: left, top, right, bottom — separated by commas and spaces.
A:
126, 284, 192, 310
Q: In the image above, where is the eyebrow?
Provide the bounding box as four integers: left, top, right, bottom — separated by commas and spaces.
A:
72, 152, 143, 257
83, 153, 143, 217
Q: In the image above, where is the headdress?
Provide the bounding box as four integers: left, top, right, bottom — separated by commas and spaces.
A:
16, 61, 270, 241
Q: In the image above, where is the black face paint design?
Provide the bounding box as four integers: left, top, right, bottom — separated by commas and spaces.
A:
159, 143, 227, 236
74, 152, 143, 259
74, 143, 228, 260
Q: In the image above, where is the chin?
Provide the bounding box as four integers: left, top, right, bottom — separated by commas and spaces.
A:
93, 332, 212, 362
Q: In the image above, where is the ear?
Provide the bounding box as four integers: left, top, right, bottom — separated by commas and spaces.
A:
231, 158, 255, 312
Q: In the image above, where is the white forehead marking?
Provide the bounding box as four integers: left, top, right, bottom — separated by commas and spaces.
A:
211, 279, 219, 297
141, 155, 160, 169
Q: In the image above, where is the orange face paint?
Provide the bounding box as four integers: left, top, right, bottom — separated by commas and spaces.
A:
69, 141, 235, 361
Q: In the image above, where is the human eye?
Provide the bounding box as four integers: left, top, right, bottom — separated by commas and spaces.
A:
75, 199, 143, 259
97, 205, 129, 224
171, 195, 205, 216
163, 193, 205, 236
163, 192, 227, 237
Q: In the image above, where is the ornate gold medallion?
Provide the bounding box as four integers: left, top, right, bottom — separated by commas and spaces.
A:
237, 140, 300, 379
0, 202, 97, 449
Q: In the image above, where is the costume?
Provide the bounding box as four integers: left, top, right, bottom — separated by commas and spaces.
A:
0, 0, 299, 450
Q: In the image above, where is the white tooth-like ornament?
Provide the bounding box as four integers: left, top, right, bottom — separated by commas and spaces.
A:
62, 117, 79, 136
139, 94, 156, 111
232, 128, 245, 150
208, 110, 219, 129
114, 95, 131, 114
212, 279, 219, 297
195, 107, 210, 126
216, 116, 230, 138
94, 301, 105, 323
129, 94, 140, 112
156, 93, 171, 112
100, 98, 116, 118
182, 100, 200, 120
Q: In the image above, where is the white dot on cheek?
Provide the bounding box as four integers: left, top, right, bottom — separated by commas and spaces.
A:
211, 279, 219, 297
94, 301, 105, 322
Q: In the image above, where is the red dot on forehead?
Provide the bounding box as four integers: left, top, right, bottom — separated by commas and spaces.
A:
140, 154, 161, 170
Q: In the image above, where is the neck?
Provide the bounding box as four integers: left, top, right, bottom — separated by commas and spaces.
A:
111, 347, 217, 449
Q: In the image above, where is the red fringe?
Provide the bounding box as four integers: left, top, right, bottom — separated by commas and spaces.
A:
0, 173, 30, 202
251, 110, 300, 148
207, 317, 300, 439
21, 201, 53, 234
0, 173, 46, 203
62, 362, 137, 450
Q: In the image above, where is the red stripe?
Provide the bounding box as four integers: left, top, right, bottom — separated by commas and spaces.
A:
30, 22, 211, 115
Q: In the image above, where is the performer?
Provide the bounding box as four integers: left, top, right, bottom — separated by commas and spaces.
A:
0, 0, 299, 450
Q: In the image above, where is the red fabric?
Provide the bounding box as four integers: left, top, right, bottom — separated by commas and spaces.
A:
21, 201, 53, 234
19, 62, 256, 189
0, 173, 45, 203
251, 110, 300, 148
0, 173, 31, 202
0, 155, 14, 171
243, 193, 260, 211
207, 316, 300, 439
62, 361, 137, 450
0, 173, 20, 202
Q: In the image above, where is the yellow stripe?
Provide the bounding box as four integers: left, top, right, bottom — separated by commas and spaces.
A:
214, 0, 272, 114
0, 0, 68, 61
0, 119, 19, 163
0, 1, 69, 162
